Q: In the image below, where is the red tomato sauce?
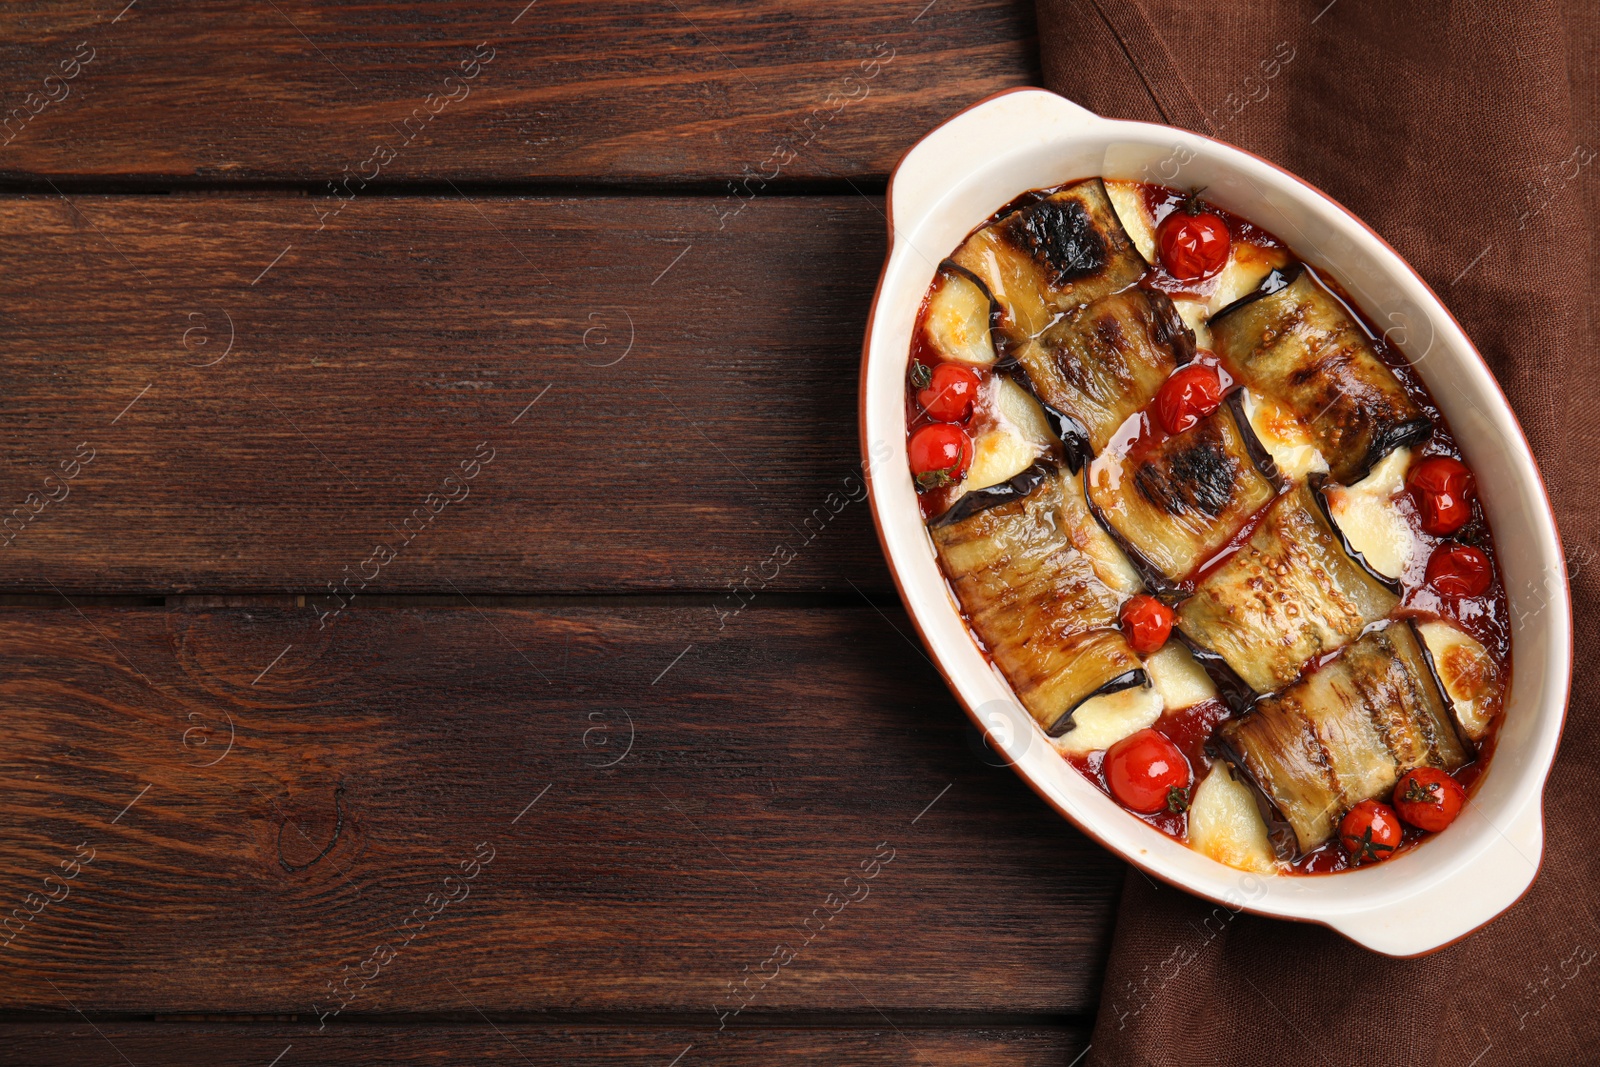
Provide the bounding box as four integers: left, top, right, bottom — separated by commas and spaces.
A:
907, 179, 1511, 875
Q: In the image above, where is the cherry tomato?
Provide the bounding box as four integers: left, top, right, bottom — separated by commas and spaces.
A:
1407, 455, 1475, 535
916, 362, 981, 422
1157, 201, 1231, 281
1120, 595, 1175, 655
1338, 799, 1403, 865
1426, 543, 1493, 597
1103, 728, 1191, 815
908, 423, 973, 490
1392, 767, 1466, 833
1155, 364, 1224, 435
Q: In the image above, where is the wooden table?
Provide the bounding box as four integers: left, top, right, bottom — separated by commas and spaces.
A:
0, 3, 1123, 1062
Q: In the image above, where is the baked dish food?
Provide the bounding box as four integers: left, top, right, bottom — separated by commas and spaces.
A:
907, 179, 1509, 875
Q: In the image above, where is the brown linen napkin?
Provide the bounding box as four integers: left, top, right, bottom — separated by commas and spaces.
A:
1034, 1, 1599, 1063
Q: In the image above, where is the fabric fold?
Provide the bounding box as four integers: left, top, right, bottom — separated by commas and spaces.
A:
1032, 1, 1599, 1063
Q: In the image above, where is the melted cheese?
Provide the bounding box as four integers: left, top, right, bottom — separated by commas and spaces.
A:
960, 376, 1058, 492
1172, 298, 1212, 351
1049, 684, 1163, 756
925, 270, 997, 367
1188, 762, 1280, 875
1049, 640, 1216, 757
1205, 242, 1285, 316
1105, 180, 1158, 264
1323, 448, 1416, 580
1144, 641, 1218, 711
1415, 619, 1502, 741
1240, 388, 1327, 482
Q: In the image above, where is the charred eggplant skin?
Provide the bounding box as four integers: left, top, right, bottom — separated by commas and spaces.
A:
1087, 405, 1278, 586
1219, 622, 1468, 853
950, 178, 1150, 344
930, 461, 1053, 528
1015, 287, 1197, 455
930, 467, 1144, 735
1056, 668, 1151, 736
1175, 630, 1264, 714
1176, 484, 1399, 694
1209, 264, 1433, 483
1036, 400, 1093, 473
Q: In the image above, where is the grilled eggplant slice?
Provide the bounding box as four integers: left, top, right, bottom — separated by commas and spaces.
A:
1209, 265, 1432, 483
1087, 405, 1277, 584
951, 178, 1149, 344
930, 466, 1143, 735
1220, 624, 1469, 853
1415, 619, 1503, 742
1057, 465, 1142, 596
1014, 288, 1196, 454
1177, 484, 1399, 694
923, 263, 998, 367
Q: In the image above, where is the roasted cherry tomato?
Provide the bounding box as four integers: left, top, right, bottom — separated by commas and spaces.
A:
1338, 799, 1403, 865
1103, 728, 1191, 815
1425, 543, 1493, 597
908, 423, 973, 490
1392, 767, 1466, 833
1156, 364, 1224, 435
1120, 594, 1175, 655
916, 362, 981, 422
1407, 455, 1475, 535
1157, 198, 1231, 281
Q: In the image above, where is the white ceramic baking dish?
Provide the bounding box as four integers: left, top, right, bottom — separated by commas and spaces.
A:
859, 88, 1572, 955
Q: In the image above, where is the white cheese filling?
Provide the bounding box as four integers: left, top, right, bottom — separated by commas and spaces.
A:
1188, 762, 1281, 875
1323, 448, 1417, 580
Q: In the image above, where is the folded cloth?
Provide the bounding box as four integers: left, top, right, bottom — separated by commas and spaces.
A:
1035, 1, 1599, 1063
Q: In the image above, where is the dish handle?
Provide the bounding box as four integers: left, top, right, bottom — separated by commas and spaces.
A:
886, 89, 1104, 243
1324, 797, 1544, 957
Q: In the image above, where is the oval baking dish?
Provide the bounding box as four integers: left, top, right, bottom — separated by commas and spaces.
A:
858, 88, 1571, 956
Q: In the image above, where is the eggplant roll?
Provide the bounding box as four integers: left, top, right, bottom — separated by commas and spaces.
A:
1087, 405, 1277, 583
950, 178, 1149, 344
1208, 265, 1432, 484
1177, 484, 1399, 694
930, 466, 1144, 736
1220, 623, 1470, 853
1015, 288, 1196, 454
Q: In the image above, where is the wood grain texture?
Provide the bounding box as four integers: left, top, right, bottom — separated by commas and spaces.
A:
0, 1023, 1088, 1066
0, 606, 1122, 1014
0, 194, 910, 595
0, 0, 1037, 183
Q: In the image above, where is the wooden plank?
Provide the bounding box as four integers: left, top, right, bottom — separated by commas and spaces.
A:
0, 1, 1037, 183
0, 606, 1121, 1014
0, 194, 905, 595
0, 1023, 1089, 1066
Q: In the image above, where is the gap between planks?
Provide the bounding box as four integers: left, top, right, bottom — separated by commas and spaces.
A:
0, 592, 904, 610
0, 1011, 1093, 1030
0, 177, 890, 199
